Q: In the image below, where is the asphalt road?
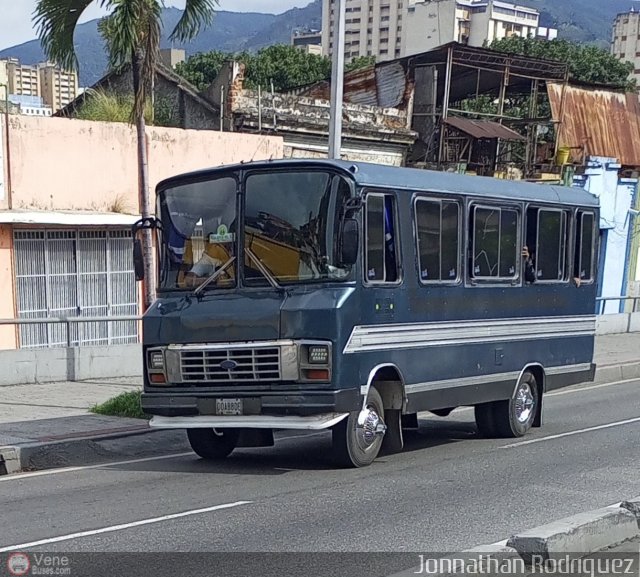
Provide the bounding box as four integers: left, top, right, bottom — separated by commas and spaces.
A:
0, 378, 638, 575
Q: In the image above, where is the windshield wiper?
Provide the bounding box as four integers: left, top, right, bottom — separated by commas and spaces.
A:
193, 257, 237, 297
245, 247, 284, 291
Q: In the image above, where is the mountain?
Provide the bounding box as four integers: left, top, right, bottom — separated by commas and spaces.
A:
0, 1, 322, 87
504, 0, 627, 48
0, 0, 623, 86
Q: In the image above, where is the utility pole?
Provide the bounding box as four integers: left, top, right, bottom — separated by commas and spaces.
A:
328, 0, 346, 159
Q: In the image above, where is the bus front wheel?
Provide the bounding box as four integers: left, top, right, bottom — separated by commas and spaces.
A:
187, 428, 239, 460
332, 387, 386, 468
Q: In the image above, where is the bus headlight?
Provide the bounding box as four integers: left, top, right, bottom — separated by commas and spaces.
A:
308, 345, 330, 364
146, 348, 168, 385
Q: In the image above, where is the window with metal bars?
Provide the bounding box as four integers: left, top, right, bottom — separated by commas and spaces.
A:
13, 228, 139, 348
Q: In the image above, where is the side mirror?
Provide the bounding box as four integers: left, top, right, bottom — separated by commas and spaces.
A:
339, 218, 359, 266
133, 238, 145, 281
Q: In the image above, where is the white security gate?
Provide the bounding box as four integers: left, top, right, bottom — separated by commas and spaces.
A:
14, 229, 139, 348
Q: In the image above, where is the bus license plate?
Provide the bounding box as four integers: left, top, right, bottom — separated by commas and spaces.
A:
216, 398, 243, 416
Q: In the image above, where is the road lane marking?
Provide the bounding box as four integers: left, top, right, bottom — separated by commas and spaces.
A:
0, 432, 328, 482
0, 452, 195, 483
0, 501, 252, 552
500, 416, 640, 449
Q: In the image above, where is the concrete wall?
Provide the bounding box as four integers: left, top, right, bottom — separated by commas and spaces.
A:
5, 115, 283, 213
0, 344, 142, 386
573, 157, 638, 314
403, 0, 457, 56
596, 312, 640, 335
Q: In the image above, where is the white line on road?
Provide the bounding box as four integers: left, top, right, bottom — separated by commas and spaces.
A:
0, 452, 195, 483
0, 432, 327, 483
0, 501, 252, 553
501, 416, 640, 449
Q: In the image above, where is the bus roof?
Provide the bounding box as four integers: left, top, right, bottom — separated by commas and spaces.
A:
157, 159, 599, 208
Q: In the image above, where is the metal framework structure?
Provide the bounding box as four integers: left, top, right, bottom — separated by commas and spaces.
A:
406, 42, 570, 177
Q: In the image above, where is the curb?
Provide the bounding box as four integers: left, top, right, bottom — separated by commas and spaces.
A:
0, 426, 181, 475
594, 360, 640, 384
388, 498, 640, 577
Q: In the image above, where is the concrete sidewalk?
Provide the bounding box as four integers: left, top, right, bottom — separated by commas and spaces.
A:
0, 332, 639, 474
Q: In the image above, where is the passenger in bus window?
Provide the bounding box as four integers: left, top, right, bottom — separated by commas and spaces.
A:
522, 245, 536, 284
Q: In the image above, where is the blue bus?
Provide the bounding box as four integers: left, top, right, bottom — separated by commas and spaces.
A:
133, 159, 599, 468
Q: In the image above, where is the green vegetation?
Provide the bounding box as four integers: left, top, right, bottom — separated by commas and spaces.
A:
75, 89, 180, 127
176, 44, 375, 93
90, 390, 148, 420
488, 37, 636, 91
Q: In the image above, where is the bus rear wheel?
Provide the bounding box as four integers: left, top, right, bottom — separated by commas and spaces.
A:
475, 371, 539, 438
187, 427, 239, 460
332, 387, 386, 468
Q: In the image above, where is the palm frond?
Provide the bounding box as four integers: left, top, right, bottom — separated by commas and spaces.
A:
169, 0, 217, 43
34, 0, 112, 71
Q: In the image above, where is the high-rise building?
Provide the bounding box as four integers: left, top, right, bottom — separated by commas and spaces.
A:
0, 58, 78, 113
322, 0, 552, 63
321, 0, 407, 63
611, 9, 640, 83
4, 58, 40, 98
38, 63, 78, 112
0, 60, 8, 104
402, 0, 546, 57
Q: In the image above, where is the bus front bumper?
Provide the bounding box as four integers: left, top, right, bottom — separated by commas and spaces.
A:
148, 413, 349, 430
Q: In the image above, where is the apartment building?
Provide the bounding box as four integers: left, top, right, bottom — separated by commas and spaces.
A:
322, 0, 553, 63
402, 0, 547, 57
321, 0, 406, 62
2, 58, 40, 98
0, 58, 78, 113
292, 29, 323, 55
611, 10, 640, 83
39, 63, 79, 111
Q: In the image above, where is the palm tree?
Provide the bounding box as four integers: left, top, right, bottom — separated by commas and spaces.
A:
34, 0, 217, 308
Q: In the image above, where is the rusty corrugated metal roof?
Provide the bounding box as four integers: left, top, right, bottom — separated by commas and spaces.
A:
547, 83, 640, 167
444, 117, 525, 141
301, 60, 412, 110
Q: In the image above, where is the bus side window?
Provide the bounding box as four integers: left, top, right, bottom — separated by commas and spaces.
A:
574, 211, 596, 283
365, 193, 399, 283
525, 207, 570, 283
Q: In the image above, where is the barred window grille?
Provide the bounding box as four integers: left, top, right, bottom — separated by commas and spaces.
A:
14, 229, 139, 348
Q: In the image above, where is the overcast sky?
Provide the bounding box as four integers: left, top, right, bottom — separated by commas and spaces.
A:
0, 0, 309, 51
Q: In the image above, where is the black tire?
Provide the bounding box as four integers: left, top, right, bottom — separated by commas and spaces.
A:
187, 428, 239, 460
493, 371, 539, 438
474, 402, 498, 437
332, 387, 385, 468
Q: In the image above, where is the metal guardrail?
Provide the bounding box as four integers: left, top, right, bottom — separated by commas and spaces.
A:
596, 296, 640, 315
0, 315, 143, 348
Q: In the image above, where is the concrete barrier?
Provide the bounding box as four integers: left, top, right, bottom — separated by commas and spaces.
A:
0, 344, 142, 386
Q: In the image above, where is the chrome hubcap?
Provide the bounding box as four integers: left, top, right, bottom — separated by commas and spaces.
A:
514, 382, 535, 424
355, 405, 386, 451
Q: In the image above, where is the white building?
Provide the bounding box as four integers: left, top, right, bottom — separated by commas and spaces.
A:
322, 0, 556, 63
402, 0, 554, 57
611, 10, 640, 84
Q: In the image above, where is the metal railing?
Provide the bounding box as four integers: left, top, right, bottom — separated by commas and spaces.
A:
0, 315, 143, 348
596, 296, 640, 315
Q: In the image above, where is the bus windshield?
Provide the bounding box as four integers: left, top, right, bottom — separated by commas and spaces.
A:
243, 171, 352, 286
158, 171, 353, 291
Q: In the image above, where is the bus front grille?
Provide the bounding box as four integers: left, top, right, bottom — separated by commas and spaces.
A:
179, 347, 282, 382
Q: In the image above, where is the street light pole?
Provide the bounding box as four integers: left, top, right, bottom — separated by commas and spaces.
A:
328, 0, 346, 159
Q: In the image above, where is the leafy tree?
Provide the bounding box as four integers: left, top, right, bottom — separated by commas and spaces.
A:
175, 50, 229, 92
34, 0, 217, 307
488, 37, 636, 91
345, 55, 376, 72
176, 45, 378, 94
